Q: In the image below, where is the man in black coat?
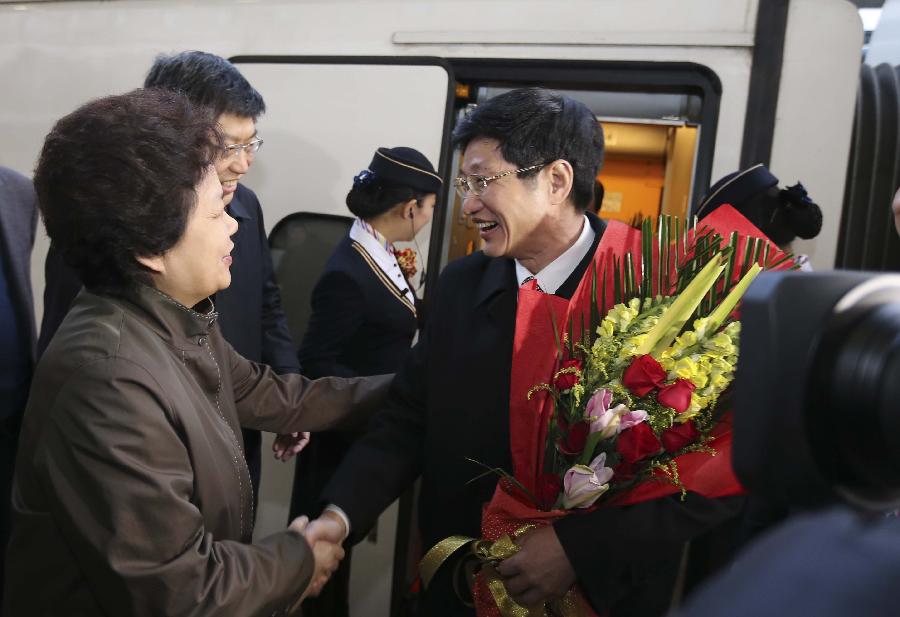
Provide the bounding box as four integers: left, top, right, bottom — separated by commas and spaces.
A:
305, 88, 741, 616
0, 166, 38, 608
36, 52, 303, 507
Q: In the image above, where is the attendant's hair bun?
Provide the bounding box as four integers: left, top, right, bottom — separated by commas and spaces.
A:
780, 182, 823, 240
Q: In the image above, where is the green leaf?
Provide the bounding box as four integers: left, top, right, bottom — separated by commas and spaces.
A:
590, 262, 600, 334
578, 430, 607, 465
704, 262, 763, 333
638, 254, 727, 356
643, 217, 653, 302
613, 257, 623, 304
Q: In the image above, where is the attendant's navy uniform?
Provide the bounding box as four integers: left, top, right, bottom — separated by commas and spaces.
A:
298, 224, 418, 380
36, 183, 299, 507
290, 146, 441, 617
289, 223, 422, 616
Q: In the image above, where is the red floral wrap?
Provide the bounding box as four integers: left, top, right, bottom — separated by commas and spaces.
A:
475, 206, 789, 616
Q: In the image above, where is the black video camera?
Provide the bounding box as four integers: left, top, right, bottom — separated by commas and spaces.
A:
735, 270, 900, 511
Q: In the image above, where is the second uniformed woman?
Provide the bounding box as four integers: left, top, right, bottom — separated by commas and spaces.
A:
290, 146, 442, 616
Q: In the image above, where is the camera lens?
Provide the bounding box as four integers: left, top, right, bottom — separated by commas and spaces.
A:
807, 284, 900, 509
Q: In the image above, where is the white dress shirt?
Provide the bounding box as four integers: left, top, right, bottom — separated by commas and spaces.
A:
514, 216, 596, 294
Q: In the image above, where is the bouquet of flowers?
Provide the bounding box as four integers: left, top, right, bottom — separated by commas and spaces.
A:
422, 205, 795, 617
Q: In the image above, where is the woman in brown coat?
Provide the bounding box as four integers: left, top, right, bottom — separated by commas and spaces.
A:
3, 88, 388, 616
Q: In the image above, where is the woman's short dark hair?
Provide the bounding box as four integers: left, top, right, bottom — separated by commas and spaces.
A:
345, 180, 427, 220
451, 88, 604, 212
34, 88, 222, 295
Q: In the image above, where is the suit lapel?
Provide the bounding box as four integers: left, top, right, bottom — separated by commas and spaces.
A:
475, 256, 517, 324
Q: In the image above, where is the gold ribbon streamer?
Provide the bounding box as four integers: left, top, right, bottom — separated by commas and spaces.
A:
419, 526, 589, 617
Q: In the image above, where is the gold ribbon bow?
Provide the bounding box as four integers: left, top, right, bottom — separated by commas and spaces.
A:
419, 526, 588, 617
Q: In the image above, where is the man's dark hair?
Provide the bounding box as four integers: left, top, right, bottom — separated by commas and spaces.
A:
451, 88, 604, 211
34, 88, 222, 294
144, 51, 265, 120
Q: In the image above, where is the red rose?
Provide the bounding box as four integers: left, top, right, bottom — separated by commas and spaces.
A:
616, 422, 662, 464
554, 359, 583, 391
622, 355, 666, 397
661, 421, 701, 453
536, 472, 563, 510
558, 421, 589, 456
657, 379, 696, 413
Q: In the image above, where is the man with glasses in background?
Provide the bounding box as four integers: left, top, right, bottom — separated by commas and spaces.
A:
305, 87, 742, 616
37, 51, 307, 511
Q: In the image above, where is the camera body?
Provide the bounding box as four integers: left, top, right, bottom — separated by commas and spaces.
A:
735, 271, 900, 511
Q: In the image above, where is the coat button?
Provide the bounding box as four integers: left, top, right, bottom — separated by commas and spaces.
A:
198, 337, 205, 346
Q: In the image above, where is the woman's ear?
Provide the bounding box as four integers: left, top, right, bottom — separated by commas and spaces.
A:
136, 254, 165, 275
400, 198, 417, 220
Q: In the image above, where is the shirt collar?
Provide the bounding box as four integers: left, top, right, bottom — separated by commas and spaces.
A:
349, 219, 416, 303
514, 216, 595, 294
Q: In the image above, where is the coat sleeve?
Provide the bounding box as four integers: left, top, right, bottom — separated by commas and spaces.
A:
318, 285, 434, 542
553, 493, 745, 612
225, 339, 391, 434
253, 199, 301, 375
37, 357, 313, 617
297, 269, 365, 379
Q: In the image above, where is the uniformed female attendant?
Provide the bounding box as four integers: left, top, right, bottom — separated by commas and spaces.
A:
290, 146, 441, 617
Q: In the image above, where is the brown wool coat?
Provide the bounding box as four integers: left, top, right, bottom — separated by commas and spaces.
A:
4, 285, 390, 617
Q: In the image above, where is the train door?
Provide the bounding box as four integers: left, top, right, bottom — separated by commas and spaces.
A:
231, 56, 455, 617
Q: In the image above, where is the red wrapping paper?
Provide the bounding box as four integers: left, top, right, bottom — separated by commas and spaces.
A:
476, 206, 791, 616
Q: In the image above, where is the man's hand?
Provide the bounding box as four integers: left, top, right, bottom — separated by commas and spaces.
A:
273, 432, 311, 461
304, 510, 348, 546
495, 525, 576, 608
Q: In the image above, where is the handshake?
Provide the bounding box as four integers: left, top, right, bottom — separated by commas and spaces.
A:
288, 510, 349, 601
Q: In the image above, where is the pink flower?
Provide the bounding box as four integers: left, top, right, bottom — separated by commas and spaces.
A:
585, 388, 613, 418
562, 453, 614, 509
586, 389, 648, 439
618, 408, 649, 432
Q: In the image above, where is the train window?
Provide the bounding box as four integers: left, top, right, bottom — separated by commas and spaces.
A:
230, 56, 454, 294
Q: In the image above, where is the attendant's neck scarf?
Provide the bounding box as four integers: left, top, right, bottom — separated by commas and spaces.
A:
357, 218, 418, 280
357, 219, 393, 254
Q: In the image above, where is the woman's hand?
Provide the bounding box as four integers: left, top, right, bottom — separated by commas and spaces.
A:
273, 432, 311, 461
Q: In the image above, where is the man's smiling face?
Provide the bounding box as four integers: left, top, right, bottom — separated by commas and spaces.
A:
215, 113, 257, 206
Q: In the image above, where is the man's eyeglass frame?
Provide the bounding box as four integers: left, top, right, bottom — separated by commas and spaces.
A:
453, 163, 547, 199
223, 138, 264, 159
